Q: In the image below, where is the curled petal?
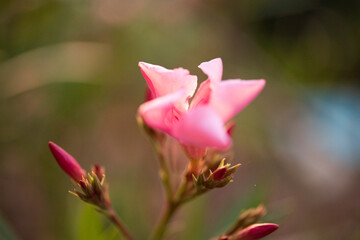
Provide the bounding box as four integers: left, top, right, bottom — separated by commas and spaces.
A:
138, 89, 186, 134
198, 58, 223, 83
144, 87, 155, 102
138, 61, 197, 111
171, 105, 231, 149
190, 79, 211, 109
210, 79, 265, 123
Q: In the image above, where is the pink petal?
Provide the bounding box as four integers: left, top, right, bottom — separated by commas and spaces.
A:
198, 58, 223, 83
144, 87, 155, 102
138, 89, 186, 134
138, 62, 197, 111
171, 105, 231, 149
190, 79, 211, 109
210, 79, 265, 123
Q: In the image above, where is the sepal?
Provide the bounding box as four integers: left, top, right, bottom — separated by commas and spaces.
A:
203, 159, 240, 189
70, 164, 111, 210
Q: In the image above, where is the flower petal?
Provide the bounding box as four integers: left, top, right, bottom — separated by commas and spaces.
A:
190, 79, 211, 109
198, 58, 223, 83
138, 62, 197, 111
139, 89, 186, 134
171, 105, 231, 149
210, 79, 265, 123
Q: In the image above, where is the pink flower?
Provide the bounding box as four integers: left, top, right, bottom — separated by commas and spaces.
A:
138, 58, 265, 158
48, 141, 86, 182
233, 223, 279, 240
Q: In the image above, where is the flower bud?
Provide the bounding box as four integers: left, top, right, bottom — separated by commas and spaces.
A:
226, 205, 267, 236
203, 159, 239, 189
212, 167, 227, 181
92, 163, 104, 182
79, 180, 87, 191
48, 141, 86, 182
233, 223, 279, 240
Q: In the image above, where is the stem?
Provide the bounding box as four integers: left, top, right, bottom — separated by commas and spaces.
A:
105, 206, 135, 240
150, 176, 190, 240
150, 202, 179, 240
180, 188, 208, 204
151, 139, 173, 200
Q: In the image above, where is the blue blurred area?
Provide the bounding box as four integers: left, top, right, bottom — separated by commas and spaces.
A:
309, 90, 360, 166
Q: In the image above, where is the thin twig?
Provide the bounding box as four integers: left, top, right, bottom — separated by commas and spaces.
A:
105, 206, 135, 240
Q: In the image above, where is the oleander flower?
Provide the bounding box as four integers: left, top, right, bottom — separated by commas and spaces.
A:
138, 58, 265, 159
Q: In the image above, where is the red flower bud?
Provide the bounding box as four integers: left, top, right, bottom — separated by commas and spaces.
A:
212, 167, 227, 181
48, 141, 86, 182
79, 180, 87, 191
234, 223, 279, 240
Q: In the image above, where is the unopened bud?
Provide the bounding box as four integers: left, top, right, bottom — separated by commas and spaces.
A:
48, 141, 86, 182
92, 163, 104, 182
212, 167, 227, 181
232, 223, 278, 240
226, 205, 267, 235
79, 180, 87, 191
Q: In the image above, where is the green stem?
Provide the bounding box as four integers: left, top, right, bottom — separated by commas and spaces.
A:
180, 188, 208, 204
151, 139, 173, 200
150, 202, 179, 240
150, 176, 191, 240
105, 206, 135, 240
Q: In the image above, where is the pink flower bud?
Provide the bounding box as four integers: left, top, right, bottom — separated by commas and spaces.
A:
48, 141, 86, 182
235, 223, 279, 240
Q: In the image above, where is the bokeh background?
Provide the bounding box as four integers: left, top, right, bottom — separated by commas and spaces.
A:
1, 0, 359, 239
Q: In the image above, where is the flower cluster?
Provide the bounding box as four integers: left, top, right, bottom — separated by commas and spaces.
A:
48, 59, 278, 240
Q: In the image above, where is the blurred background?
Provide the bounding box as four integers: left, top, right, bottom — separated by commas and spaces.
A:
0, 0, 359, 239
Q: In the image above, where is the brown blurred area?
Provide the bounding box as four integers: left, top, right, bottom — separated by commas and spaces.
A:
0, 0, 359, 239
